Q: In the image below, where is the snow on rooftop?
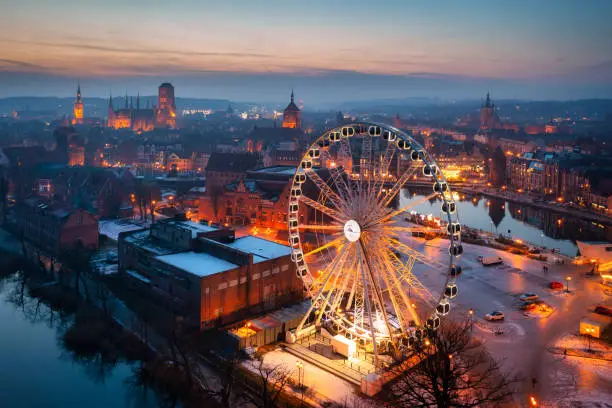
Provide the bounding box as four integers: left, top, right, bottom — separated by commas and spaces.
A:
99, 220, 144, 241
252, 166, 296, 176
225, 236, 291, 263
176, 220, 218, 238
155, 251, 238, 277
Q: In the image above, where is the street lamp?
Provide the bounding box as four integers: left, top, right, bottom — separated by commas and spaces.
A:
540, 233, 544, 247
565, 276, 572, 293
585, 328, 593, 352
469, 309, 474, 332
296, 360, 304, 390
530, 396, 538, 407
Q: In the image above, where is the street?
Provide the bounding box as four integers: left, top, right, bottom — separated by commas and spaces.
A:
407, 236, 612, 407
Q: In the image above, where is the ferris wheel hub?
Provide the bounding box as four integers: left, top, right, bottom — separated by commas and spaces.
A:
344, 219, 361, 242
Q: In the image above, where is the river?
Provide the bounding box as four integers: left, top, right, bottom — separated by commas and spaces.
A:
0, 269, 160, 408
400, 188, 612, 257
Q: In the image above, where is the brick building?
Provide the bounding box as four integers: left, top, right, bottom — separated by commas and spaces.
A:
118, 215, 302, 329
204, 151, 261, 193
199, 166, 319, 231
16, 197, 99, 255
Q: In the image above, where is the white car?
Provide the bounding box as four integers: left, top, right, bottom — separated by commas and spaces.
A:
485, 311, 505, 321
519, 293, 539, 302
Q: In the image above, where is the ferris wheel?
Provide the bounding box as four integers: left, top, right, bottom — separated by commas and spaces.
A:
287, 122, 462, 365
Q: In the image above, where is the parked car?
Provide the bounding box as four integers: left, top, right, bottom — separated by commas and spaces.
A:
594, 305, 612, 317
485, 311, 505, 321
549, 281, 564, 290
519, 301, 538, 311
519, 293, 539, 302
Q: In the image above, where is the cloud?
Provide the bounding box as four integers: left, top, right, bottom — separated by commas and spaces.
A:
0, 58, 45, 70
2, 39, 273, 59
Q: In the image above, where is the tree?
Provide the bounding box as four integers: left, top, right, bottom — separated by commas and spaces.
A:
385, 320, 519, 408
490, 146, 507, 187
243, 357, 293, 408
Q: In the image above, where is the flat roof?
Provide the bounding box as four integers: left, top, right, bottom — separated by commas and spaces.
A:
225, 236, 291, 263
162, 219, 218, 238
251, 166, 297, 176
155, 251, 238, 277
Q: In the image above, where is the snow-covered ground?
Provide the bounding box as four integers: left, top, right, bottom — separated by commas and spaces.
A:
246, 347, 365, 407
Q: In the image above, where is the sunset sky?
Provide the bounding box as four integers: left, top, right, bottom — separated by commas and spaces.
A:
1, 0, 611, 102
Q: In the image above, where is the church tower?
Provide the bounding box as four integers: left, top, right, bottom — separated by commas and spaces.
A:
72, 83, 84, 125
480, 92, 501, 130
282, 90, 301, 129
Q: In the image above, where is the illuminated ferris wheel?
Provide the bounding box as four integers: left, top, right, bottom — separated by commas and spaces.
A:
287, 122, 462, 364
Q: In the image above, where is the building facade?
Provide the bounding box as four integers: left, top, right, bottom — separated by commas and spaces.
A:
16, 197, 99, 255
108, 83, 177, 131
118, 216, 302, 329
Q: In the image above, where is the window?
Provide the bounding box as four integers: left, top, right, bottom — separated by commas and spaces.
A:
229, 279, 238, 287
262, 270, 270, 277
281, 264, 289, 272
272, 267, 280, 275
218, 282, 228, 290
239, 276, 247, 284
252, 273, 260, 280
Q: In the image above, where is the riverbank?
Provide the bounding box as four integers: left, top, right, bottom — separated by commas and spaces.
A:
404, 181, 612, 226
455, 185, 612, 226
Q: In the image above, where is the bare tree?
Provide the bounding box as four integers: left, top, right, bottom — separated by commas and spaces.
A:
385, 320, 519, 408
243, 357, 293, 408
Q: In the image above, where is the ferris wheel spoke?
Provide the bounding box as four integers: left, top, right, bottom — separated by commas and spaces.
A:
356, 244, 381, 366
374, 192, 439, 225
328, 167, 353, 207
368, 251, 411, 333
315, 244, 355, 325
305, 168, 347, 213
304, 235, 346, 258
373, 141, 397, 199
386, 248, 437, 308
299, 195, 346, 224
295, 243, 352, 334
381, 163, 421, 208
387, 237, 447, 272
299, 224, 343, 232
377, 249, 421, 326
385, 226, 429, 234
358, 239, 397, 345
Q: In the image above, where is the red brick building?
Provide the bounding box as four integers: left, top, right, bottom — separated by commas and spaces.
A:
119, 216, 302, 329
17, 197, 98, 255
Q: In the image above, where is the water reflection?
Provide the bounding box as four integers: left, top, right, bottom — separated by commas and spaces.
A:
0, 267, 160, 408
400, 187, 611, 257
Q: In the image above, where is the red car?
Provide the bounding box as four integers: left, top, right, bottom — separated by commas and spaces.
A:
549, 281, 564, 290
594, 305, 612, 317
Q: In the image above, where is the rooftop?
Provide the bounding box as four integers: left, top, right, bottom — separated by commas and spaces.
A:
124, 230, 176, 256
224, 236, 291, 263
176, 220, 218, 238
251, 166, 297, 176
155, 251, 238, 277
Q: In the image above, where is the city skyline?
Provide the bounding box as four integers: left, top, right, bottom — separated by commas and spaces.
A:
1, 0, 612, 102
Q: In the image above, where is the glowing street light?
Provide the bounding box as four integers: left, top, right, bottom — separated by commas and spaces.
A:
296, 360, 304, 389
584, 327, 594, 352
469, 309, 474, 331
530, 396, 538, 406
565, 275, 572, 292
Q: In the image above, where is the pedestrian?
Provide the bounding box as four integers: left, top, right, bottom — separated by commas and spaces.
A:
532, 377, 537, 389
